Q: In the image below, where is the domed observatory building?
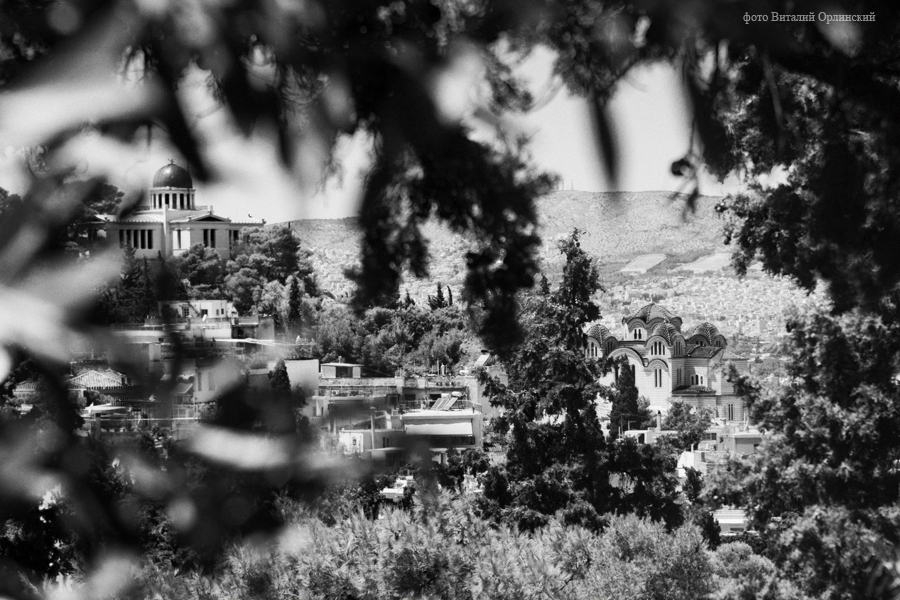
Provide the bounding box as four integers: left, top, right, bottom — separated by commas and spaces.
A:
100, 161, 262, 260
586, 303, 751, 422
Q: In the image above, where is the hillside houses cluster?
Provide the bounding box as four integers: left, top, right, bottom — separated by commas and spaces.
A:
600, 273, 824, 342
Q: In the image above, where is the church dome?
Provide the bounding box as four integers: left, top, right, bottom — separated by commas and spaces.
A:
650, 322, 679, 344
152, 161, 193, 188
690, 322, 720, 343
586, 323, 612, 343
622, 303, 680, 327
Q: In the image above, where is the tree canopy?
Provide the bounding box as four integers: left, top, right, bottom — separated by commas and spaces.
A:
481, 230, 682, 531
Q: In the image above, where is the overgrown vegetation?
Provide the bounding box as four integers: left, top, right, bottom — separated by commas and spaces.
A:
123, 491, 795, 600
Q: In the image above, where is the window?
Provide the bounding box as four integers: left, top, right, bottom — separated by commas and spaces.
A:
633, 329, 643, 340
182, 307, 190, 318
677, 368, 682, 385
653, 369, 663, 387
203, 228, 217, 248
727, 404, 735, 420
147, 230, 153, 249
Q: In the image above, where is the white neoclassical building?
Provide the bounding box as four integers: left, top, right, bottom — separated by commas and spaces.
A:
96, 161, 262, 260
587, 303, 750, 422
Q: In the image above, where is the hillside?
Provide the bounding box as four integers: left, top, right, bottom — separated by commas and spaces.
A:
285, 190, 730, 303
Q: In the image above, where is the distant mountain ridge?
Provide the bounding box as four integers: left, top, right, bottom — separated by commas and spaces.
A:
284, 190, 730, 301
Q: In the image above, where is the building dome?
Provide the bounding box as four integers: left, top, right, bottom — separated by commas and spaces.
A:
623, 303, 679, 325
690, 322, 720, 343
152, 161, 193, 189
650, 322, 679, 344
586, 323, 612, 343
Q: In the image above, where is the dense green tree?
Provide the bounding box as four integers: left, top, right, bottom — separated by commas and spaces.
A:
659, 401, 713, 454
223, 254, 266, 315
287, 275, 302, 334
427, 282, 447, 311
169, 243, 224, 298
481, 230, 682, 531
707, 307, 900, 599
224, 227, 317, 314
227, 227, 306, 285
710, 312, 900, 599
312, 300, 475, 376
94, 246, 159, 323
538, 274, 550, 296
266, 359, 295, 434
607, 361, 653, 440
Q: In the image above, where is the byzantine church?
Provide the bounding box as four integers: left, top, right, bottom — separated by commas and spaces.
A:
587, 303, 750, 422
95, 161, 262, 260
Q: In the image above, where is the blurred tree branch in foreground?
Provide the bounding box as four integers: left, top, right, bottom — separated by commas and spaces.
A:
3, 0, 900, 598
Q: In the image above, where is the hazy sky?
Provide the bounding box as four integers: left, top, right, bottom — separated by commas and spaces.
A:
0, 48, 739, 223
516, 50, 739, 196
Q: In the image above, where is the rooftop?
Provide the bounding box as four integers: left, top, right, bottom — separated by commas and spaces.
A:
153, 161, 193, 189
